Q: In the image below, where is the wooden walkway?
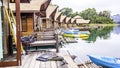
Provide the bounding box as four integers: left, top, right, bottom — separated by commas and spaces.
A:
64, 37, 77, 43
78, 61, 103, 68
1, 50, 78, 68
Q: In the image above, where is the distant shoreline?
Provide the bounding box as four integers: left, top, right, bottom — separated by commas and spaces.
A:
89, 24, 120, 26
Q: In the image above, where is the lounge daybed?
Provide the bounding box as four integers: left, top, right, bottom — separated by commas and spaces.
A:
21, 31, 59, 54
30, 40, 56, 46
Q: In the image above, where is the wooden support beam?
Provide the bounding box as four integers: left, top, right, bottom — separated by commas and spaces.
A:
55, 34, 59, 52
16, 0, 21, 66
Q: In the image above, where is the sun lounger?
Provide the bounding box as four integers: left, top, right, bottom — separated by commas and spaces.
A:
30, 40, 56, 46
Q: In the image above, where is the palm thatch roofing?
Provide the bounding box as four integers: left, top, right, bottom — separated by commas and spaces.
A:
71, 18, 76, 23
54, 12, 61, 20
10, 0, 47, 13
73, 15, 82, 19
60, 15, 66, 23
76, 19, 90, 24
10, 0, 30, 3
74, 15, 90, 24
46, 5, 58, 18
66, 17, 71, 23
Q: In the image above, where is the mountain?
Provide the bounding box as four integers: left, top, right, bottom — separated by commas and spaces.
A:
111, 14, 120, 23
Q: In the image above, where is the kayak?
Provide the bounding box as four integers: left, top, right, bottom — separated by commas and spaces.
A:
63, 34, 89, 38
80, 36, 89, 39
62, 29, 79, 34
79, 34, 89, 38
88, 55, 120, 68
63, 34, 79, 38
79, 31, 90, 34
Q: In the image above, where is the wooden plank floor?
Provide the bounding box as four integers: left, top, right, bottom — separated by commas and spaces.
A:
78, 61, 103, 68
1, 51, 67, 68
0, 46, 102, 68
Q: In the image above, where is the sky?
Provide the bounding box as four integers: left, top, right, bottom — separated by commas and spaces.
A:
51, 0, 120, 16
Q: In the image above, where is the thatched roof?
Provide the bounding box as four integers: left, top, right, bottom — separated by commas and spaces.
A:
71, 18, 76, 23
84, 20, 90, 23
66, 17, 71, 23
76, 19, 90, 24
54, 12, 61, 20
46, 5, 58, 18
60, 15, 66, 22
10, 0, 47, 12
73, 15, 82, 19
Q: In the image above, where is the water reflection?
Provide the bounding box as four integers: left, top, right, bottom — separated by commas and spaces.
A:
65, 25, 120, 64
112, 25, 120, 34
84, 26, 114, 43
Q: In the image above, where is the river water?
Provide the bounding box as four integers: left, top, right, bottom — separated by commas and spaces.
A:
64, 25, 120, 64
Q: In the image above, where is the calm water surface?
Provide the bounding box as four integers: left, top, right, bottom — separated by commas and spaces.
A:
65, 25, 120, 64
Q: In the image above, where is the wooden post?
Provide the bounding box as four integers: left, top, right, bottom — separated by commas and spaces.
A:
33, 12, 35, 32
16, 0, 21, 65
55, 34, 59, 52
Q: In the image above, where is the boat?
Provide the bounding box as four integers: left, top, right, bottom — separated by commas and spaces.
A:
79, 31, 90, 35
80, 36, 89, 39
88, 55, 120, 68
62, 29, 79, 34
63, 34, 89, 38
63, 34, 79, 38
79, 34, 89, 38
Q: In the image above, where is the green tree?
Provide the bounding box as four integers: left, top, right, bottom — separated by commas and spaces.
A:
59, 7, 114, 24
70, 12, 79, 18
79, 8, 98, 23
96, 17, 114, 24
99, 10, 111, 18
59, 7, 73, 17
79, 8, 114, 24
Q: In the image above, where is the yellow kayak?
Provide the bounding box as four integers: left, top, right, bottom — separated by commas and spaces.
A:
79, 34, 89, 38
80, 36, 89, 39
63, 34, 89, 38
63, 34, 79, 38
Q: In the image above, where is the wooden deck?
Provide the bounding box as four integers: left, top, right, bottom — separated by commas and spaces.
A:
0, 49, 102, 68
78, 61, 103, 68
1, 50, 78, 68
64, 37, 77, 43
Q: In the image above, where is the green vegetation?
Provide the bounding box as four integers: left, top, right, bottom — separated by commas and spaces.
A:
59, 7, 79, 18
59, 8, 114, 24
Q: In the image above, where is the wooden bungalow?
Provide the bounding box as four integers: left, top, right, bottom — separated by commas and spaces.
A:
74, 15, 90, 26
76, 19, 90, 24
65, 17, 71, 28
68, 18, 76, 27
10, 0, 51, 36
0, 0, 23, 66
10, 0, 31, 3
54, 12, 61, 28
72, 15, 83, 27
73, 15, 82, 19
0, 0, 51, 66
60, 15, 66, 28
42, 4, 58, 29
76, 19, 90, 28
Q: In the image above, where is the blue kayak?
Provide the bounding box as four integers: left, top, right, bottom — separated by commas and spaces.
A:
79, 31, 90, 34
88, 55, 120, 68
62, 29, 79, 34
